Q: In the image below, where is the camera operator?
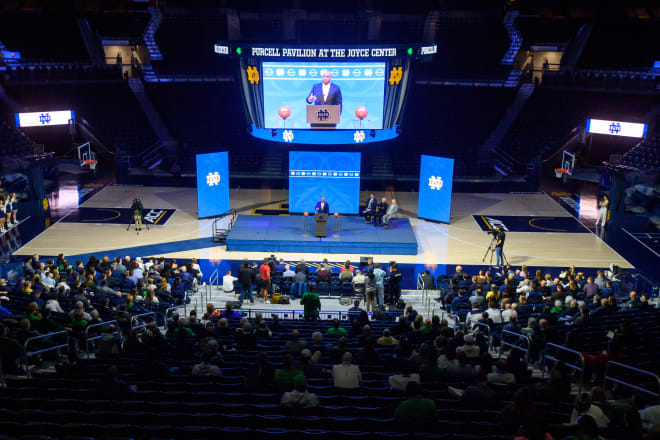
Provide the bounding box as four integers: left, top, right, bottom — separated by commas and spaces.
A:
494, 226, 505, 267
131, 197, 144, 232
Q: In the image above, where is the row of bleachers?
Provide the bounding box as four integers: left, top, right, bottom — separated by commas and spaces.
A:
417, 21, 511, 80
6, 82, 157, 152
578, 20, 660, 70
145, 82, 246, 159
87, 12, 150, 38
2, 64, 123, 83
0, 13, 88, 62
541, 70, 659, 92
391, 84, 516, 175
621, 136, 660, 170
498, 87, 657, 164
516, 16, 582, 44
0, 123, 33, 158
152, 15, 232, 75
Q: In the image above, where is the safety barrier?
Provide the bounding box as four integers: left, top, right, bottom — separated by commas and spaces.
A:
604, 361, 660, 398
22, 319, 122, 376
84, 320, 119, 353
543, 343, 585, 392
130, 311, 157, 331
22, 330, 70, 377
499, 329, 532, 361
217, 307, 400, 322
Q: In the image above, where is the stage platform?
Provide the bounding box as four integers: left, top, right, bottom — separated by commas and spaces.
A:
226, 214, 418, 255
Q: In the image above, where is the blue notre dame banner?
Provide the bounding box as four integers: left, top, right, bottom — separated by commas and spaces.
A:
196, 151, 230, 219
417, 155, 454, 223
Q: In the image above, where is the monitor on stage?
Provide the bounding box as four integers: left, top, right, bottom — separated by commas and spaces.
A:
289, 151, 361, 214
417, 154, 454, 223
263, 61, 385, 130
196, 151, 230, 219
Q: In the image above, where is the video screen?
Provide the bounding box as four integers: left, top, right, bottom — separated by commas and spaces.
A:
263, 61, 385, 130
196, 151, 230, 219
289, 151, 361, 214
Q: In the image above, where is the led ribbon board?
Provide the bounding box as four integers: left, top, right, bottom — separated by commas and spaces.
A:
15, 110, 74, 128
586, 119, 647, 138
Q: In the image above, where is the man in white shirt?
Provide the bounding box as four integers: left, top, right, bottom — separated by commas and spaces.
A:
222, 270, 237, 294
43, 272, 56, 288
332, 352, 362, 389
282, 265, 296, 280
501, 305, 517, 323
306, 70, 343, 118
352, 270, 366, 286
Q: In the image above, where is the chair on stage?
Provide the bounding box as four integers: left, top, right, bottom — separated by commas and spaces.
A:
384, 215, 399, 228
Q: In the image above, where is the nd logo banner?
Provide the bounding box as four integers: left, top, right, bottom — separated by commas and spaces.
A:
417, 155, 454, 223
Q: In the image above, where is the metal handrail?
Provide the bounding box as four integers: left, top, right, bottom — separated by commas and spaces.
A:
473, 321, 493, 347
130, 311, 156, 330
499, 329, 532, 361
543, 342, 585, 393
604, 361, 660, 398
213, 307, 401, 322
209, 269, 220, 288
23, 330, 70, 376
84, 320, 119, 353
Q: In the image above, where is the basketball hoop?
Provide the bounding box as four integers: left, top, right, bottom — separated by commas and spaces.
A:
83, 159, 98, 170
554, 168, 568, 179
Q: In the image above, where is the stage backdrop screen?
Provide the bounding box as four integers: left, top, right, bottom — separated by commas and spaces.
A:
196, 151, 230, 219
263, 61, 385, 130
289, 151, 361, 214
417, 155, 454, 223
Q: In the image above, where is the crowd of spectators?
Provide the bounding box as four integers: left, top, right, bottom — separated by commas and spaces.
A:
1, 256, 660, 439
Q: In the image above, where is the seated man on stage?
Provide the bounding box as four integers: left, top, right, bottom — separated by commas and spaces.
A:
382, 198, 399, 229
315, 197, 330, 214
362, 193, 377, 224
373, 197, 388, 226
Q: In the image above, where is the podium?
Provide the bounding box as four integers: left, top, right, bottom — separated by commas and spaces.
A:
307, 105, 340, 129
314, 213, 328, 237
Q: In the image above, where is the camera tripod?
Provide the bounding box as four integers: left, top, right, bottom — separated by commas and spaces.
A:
482, 237, 508, 268
126, 215, 149, 234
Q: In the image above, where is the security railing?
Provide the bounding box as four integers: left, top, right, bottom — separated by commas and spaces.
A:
499, 329, 531, 361
543, 343, 585, 392
84, 320, 119, 353
604, 361, 660, 399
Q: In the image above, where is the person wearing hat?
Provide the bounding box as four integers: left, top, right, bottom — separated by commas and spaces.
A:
280, 374, 319, 408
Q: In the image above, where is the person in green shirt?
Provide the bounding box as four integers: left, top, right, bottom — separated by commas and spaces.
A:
300, 285, 321, 321
395, 381, 437, 423
326, 318, 347, 336
274, 353, 303, 390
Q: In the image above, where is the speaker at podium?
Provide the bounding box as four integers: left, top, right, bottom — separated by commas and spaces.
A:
307, 105, 340, 129
314, 213, 328, 237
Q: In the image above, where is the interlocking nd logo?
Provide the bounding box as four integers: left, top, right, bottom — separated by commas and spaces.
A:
206, 172, 221, 186
39, 113, 52, 125
317, 108, 330, 121
246, 66, 260, 85
388, 66, 402, 85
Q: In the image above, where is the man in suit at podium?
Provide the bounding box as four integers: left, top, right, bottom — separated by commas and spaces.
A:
306, 70, 342, 112
315, 197, 330, 214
